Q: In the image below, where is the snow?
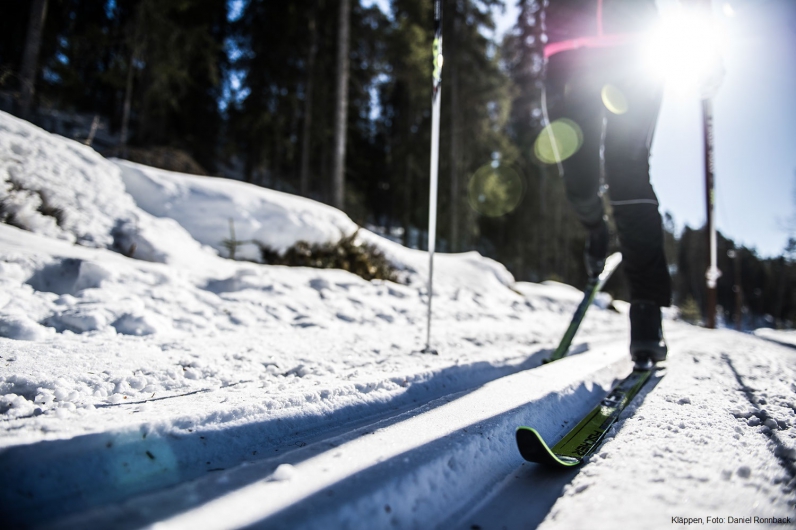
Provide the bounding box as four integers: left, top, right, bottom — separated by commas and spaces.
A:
754, 328, 796, 349
531, 331, 796, 530
114, 159, 358, 260
0, 110, 794, 528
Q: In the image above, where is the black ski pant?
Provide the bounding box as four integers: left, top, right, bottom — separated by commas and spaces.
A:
546, 47, 672, 307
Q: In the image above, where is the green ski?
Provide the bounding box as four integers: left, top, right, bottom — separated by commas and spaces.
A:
516, 366, 658, 467
547, 252, 623, 363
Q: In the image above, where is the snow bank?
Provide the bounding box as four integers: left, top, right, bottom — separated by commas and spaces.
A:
112, 158, 518, 298
114, 159, 358, 260
0, 111, 129, 247
0, 112, 538, 457
0, 111, 217, 268
0, 113, 602, 528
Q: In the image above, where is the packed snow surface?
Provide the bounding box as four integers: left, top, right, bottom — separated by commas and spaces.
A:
755, 328, 796, 349
0, 111, 794, 529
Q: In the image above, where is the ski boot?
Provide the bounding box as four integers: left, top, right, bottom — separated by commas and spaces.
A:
630, 300, 667, 370
584, 218, 609, 280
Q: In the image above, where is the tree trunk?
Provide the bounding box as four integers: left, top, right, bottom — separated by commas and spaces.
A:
449, 55, 460, 252
19, 0, 48, 120
331, 0, 351, 210
402, 155, 413, 246
120, 51, 135, 157
300, 3, 319, 197
119, 5, 146, 158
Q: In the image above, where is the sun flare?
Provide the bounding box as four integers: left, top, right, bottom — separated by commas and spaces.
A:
641, 7, 726, 94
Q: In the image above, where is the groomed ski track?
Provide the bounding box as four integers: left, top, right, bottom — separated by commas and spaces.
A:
26, 331, 661, 529
8, 326, 796, 529
2, 326, 626, 528
52, 346, 626, 529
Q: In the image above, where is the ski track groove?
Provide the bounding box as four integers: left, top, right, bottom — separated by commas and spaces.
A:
7, 326, 690, 529
40, 334, 644, 528
0, 324, 613, 527
721, 353, 796, 483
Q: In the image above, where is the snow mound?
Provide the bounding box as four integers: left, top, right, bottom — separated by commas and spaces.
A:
0, 313, 54, 341
0, 111, 132, 246
358, 229, 515, 294
112, 157, 516, 295
0, 111, 216, 267
114, 159, 358, 261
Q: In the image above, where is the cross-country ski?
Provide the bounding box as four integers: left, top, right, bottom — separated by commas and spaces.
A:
516, 365, 661, 468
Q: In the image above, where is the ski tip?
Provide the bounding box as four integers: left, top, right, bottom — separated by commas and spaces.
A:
515, 427, 581, 468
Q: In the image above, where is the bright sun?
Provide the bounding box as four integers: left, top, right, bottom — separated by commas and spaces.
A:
641, 6, 727, 94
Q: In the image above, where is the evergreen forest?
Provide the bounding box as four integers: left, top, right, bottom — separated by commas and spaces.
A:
1, 0, 794, 328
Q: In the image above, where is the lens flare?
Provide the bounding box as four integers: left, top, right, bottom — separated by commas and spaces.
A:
534, 119, 583, 165
601, 84, 628, 115
109, 431, 179, 489
468, 164, 524, 217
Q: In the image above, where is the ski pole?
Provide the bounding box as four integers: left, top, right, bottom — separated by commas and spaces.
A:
423, 0, 443, 355
699, 0, 720, 328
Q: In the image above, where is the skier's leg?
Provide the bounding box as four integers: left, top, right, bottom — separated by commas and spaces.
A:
603, 77, 671, 308
545, 52, 608, 276
603, 65, 670, 364
558, 114, 604, 229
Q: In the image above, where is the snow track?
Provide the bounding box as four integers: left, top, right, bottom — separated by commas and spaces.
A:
1, 328, 634, 528
15, 328, 796, 530
42, 343, 633, 530
3, 352, 549, 528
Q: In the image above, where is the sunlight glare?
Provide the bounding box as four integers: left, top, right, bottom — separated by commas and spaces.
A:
641, 7, 726, 95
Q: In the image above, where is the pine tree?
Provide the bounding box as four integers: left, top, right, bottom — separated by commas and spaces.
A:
0, 3, 31, 94
126, 0, 227, 172
380, 0, 434, 246
439, 0, 514, 253
332, 0, 352, 210
18, 0, 48, 118
299, 0, 320, 197
501, 0, 586, 283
